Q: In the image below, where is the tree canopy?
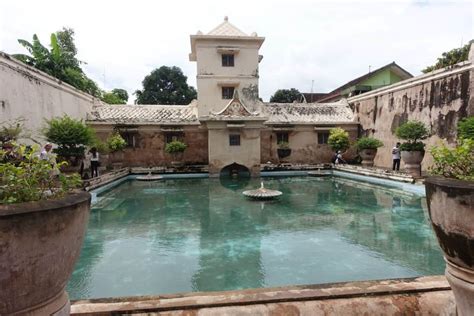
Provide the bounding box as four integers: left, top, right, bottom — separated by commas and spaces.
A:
12, 27, 100, 97
422, 41, 473, 73
269, 88, 302, 103
101, 89, 128, 104
134, 66, 197, 105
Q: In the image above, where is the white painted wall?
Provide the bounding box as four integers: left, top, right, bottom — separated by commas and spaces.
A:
0, 52, 101, 143
192, 38, 263, 116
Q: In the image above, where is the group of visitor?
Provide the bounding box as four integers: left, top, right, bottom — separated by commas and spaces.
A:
331, 142, 402, 172
80, 147, 100, 179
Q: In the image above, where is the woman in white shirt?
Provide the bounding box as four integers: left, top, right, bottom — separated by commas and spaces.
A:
89, 147, 100, 177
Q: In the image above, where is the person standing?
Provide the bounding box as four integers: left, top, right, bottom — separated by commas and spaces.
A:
39, 143, 53, 161
89, 147, 100, 178
392, 142, 401, 171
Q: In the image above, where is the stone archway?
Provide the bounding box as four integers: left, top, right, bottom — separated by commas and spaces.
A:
220, 162, 251, 178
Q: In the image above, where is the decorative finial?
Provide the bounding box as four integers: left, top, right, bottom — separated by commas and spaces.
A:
224, 16, 228, 22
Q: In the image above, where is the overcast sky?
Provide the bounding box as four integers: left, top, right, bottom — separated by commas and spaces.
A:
0, 0, 472, 102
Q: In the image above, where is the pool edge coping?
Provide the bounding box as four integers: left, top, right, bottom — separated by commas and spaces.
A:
70, 275, 450, 315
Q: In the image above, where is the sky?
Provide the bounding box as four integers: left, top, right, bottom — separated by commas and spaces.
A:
0, 0, 472, 102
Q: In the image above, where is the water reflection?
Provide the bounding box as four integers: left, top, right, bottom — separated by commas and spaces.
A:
67, 177, 444, 299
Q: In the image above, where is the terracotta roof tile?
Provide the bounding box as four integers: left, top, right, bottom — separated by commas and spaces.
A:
87, 104, 199, 125
263, 101, 355, 124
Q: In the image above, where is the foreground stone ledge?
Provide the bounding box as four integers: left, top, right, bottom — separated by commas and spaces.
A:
71, 276, 455, 315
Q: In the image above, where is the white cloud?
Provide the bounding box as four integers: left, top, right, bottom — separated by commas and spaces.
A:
0, 0, 472, 102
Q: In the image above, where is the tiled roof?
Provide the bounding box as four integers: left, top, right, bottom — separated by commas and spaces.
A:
87, 104, 199, 125
263, 101, 355, 124
207, 17, 248, 37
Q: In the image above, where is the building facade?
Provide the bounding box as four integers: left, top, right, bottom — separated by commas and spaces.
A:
87, 18, 358, 176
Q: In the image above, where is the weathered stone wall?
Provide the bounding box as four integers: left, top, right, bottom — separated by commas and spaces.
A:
260, 125, 359, 164
0, 52, 101, 143
349, 53, 473, 170
92, 124, 208, 167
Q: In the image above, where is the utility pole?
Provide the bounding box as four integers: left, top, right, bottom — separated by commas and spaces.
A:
311, 80, 314, 103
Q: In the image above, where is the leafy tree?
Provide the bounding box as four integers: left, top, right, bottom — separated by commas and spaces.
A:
328, 128, 350, 152
12, 28, 100, 97
111, 89, 128, 102
134, 66, 197, 105
42, 115, 95, 162
269, 88, 302, 103
422, 41, 473, 73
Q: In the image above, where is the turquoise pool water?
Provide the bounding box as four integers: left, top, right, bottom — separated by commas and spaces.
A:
67, 176, 444, 299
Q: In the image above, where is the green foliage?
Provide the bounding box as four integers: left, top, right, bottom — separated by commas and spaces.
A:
356, 137, 383, 150
269, 88, 302, 103
422, 41, 473, 73
0, 145, 81, 204
430, 139, 474, 181
0, 118, 27, 144
277, 141, 290, 149
101, 92, 126, 104
458, 116, 474, 140
328, 128, 350, 152
134, 66, 197, 105
399, 142, 425, 152
106, 132, 127, 152
42, 115, 94, 159
91, 137, 109, 154
395, 121, 429, 151
111, 89, 128, 102
165, 140, 187, 154
12, 28, 100, 97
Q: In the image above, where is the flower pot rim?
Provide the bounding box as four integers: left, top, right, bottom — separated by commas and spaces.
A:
425, 176, 474, 190
0, 191, 91, 217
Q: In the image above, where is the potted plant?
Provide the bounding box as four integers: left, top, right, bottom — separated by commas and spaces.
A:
42, 115, 95, 171
395, 120, 430, 177
328, 127, 350, 163
107, 132, 127, 169
0, 144, 90, 315
165, 140, 187, 168
425, 116, 474, 315
355, 137, 383, 167
277, 141, 291, 159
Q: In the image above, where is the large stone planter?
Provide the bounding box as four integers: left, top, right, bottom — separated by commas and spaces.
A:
170, 152, 184, 168
359, 148, 377, 167
401, 150, 424, 177
0, 191, 91, 315
425, 176, 474, 316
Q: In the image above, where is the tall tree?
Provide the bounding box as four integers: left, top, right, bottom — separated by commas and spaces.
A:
270, 88, 302, 103
111, 88, 129, 102
12, 28, 100, 97
422, 41, 473, 73
134, 66, 197, 105
101, 88, 128, 104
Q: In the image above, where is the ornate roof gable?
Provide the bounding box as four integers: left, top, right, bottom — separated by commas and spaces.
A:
213, 91, 257, 117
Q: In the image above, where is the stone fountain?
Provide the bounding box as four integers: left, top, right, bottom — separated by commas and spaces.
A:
243, 182, 282, 200
136, 172, 163, 181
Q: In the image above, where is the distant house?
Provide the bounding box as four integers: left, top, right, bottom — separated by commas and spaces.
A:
305, 62, 413, 103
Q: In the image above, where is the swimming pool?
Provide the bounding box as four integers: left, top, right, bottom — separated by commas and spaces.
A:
67, 176, 444, 299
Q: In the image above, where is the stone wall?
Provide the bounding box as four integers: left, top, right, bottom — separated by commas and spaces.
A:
260, 125, 359, 164
0, 52, 101, 143
92, 124, 208, 167
349, 49, 473, 170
